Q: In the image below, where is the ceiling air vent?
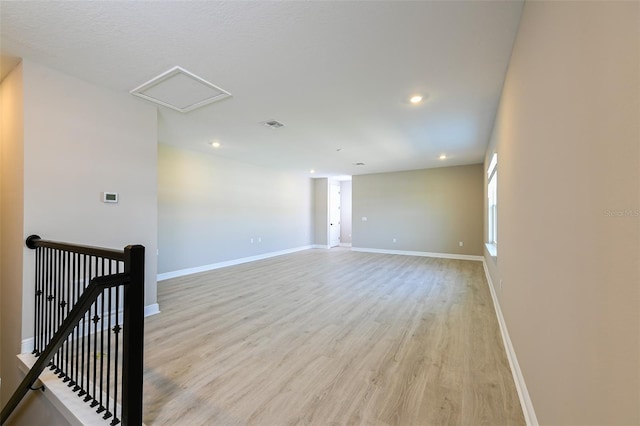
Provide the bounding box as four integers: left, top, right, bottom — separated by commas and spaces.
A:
261, 120, 285, 129
130, 66, 231, 113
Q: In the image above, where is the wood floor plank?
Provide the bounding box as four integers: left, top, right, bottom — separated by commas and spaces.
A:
143, 249, 524, 425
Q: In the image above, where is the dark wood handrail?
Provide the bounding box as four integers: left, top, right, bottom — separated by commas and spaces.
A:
26, 235, 125, 261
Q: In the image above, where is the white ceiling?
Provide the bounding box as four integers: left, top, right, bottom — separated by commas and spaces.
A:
0, 1, 523, 178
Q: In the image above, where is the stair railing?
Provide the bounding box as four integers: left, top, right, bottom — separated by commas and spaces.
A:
0, 235, 145, 425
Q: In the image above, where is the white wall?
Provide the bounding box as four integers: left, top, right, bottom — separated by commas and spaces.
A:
0, 62, 25, 408
0, 65, 2, 398
339, 180, 352, 244
21, 59, 158, 313
312, 178, 329, 247
0, 60, 158, 416
158, 143, 313, 274
5, 391, 69, 426
484, 1, 639, 424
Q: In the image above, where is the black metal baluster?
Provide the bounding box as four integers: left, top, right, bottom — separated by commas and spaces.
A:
53, 250, 64, 374
33, 247, 38, 355
95, 287, 104, 414
42, 247, 49, 357
67, 253, 80, 387
81, 256, 93, 399
65, 253, 78, 386
54, 248, 59, 366
47, 248, 54, 368
60, 250, 68, 375
79, 254, 89, 396
55, 249, 60, 372
56, 250, 66, 377
50, 249, 55, 368
44, 248, 49, 355
112, 280, 121, 425
103, 260, 117, 420
59, 249, 66, 372
42, 248, 48, 355
102, 286, 113, 420
34, 247, 41, 356
70, 253, 81, 390
60, 250, 68, 378
89, 260, 100, 406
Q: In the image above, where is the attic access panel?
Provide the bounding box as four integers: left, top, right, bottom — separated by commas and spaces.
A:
130, 66, 231, 113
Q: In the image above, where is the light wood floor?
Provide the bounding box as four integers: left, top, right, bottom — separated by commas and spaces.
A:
143, 249, 525, 425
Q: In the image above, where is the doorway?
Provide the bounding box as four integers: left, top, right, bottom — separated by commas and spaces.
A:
329, 181, 341, 247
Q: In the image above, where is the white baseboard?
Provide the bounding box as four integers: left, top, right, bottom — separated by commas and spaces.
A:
311, 244, 330, 249
482, 260, 539, 426
351, 247, 483, 262
144, 303, 160, 317
157, 245, 314, 281
21, 337, 34, 354
339, 243, 352, 247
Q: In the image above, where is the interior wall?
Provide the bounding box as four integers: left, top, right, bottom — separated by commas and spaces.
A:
352, 164, 483, 255
339, 180, 352, 244
312, 178, 329, 247
0, 59, 4, 398
158, 143, 313, 274
20, 60, 158, 318
484, 1, 639, 424
0, 62, 25, 406
6, 391, 69, 426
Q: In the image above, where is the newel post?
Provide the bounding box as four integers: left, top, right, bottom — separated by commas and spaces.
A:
122, 245, 145, 425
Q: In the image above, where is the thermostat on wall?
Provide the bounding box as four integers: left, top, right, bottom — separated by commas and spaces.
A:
103, 192, 119, 203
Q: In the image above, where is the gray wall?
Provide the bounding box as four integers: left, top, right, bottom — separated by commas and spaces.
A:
158, 144, 313, 274
484, 1, 639, 424
352, 164, 483, 255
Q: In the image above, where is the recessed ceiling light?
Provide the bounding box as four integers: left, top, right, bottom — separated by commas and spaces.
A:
410, 95, 423, 104
439, 154, 447, 160
211, 141, 221, 148
310, 169, 315, 174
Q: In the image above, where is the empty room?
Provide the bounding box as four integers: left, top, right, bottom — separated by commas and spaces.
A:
0, 1, 638, 425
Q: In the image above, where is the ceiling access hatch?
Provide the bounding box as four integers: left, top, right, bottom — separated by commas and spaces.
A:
130, 66, 231, 113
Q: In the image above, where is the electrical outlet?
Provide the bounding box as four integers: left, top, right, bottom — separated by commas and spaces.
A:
362, 216, 368, 221
393, 238, 397, 243
250, 238, 254, 244
258, 237, 262, 243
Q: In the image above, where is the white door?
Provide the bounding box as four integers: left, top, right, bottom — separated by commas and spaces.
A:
329, 182, 341, 247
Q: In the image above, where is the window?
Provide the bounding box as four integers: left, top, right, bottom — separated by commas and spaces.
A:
487, 153, 498, 256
